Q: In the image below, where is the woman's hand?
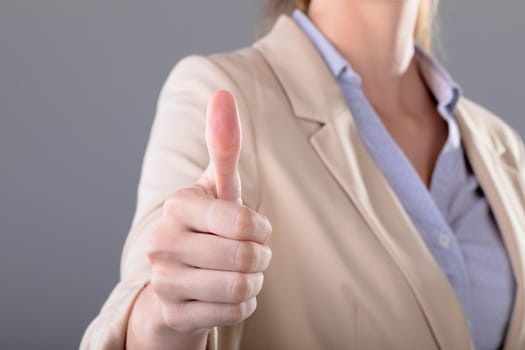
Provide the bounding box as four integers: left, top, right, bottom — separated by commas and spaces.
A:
127, 90, 273, 350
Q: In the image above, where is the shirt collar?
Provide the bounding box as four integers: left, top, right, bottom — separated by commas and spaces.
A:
292, 9, 463, 115
292, 9, 356, 82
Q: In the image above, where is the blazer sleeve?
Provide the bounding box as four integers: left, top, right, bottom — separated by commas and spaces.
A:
80, 54, 261, 350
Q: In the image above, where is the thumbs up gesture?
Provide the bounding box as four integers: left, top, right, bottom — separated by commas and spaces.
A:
145, 90, 273, 340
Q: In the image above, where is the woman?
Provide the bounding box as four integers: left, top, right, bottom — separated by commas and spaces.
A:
81, 0, 525, 349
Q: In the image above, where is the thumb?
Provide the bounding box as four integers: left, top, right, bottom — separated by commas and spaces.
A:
204, 90, 242, 203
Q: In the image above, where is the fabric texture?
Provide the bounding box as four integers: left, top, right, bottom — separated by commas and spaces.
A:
81, 14, 525, 350
292, 10, 516, 350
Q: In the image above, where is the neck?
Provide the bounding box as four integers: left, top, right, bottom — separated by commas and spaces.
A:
308, 0, 430, 115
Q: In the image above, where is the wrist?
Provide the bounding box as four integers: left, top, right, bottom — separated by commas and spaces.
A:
127, 283, 209, 350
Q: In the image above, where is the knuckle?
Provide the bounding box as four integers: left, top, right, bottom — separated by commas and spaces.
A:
146, 226, 184, 263
229, 273, 252, 303
225, 303, 246, 324
150, 272, 173, 300
223, 299, 256, 324
162, 202, 181, 221
234, 206, 257, 239
163, 188, 195, 219
234, 241, 259, 272
146, 223, 166, 259
261, 246, 273, 271
162, 304, 184, 331
164, 234, 185, 260
262, 216, 273, 240
150, 265, 186, 301
145, 235, 160, 261
149, 273, 163, 293
253, 273, 265, 295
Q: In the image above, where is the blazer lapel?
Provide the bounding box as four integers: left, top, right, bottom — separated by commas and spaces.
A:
456, 102, 525, 350
308, 108, 475, 350
254, 14, 475, 349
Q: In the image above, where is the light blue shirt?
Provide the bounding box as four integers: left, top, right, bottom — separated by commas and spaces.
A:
293, 9, 516, 350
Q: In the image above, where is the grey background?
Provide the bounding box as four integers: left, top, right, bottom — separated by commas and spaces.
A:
0, 1, 523, 348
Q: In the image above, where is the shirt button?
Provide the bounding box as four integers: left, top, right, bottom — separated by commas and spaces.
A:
439, 234, 451, 248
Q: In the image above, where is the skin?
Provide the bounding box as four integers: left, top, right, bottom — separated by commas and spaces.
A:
127, 1, 447, 348
308, 0, 448, 187
127, 91, 272, 349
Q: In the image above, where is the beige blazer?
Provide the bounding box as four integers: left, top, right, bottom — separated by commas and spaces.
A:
81, 14, 525, 350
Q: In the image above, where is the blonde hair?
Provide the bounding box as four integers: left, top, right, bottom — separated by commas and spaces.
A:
266, 0, 438, 52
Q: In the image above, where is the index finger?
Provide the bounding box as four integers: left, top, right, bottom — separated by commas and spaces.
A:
163, 187, 272, 244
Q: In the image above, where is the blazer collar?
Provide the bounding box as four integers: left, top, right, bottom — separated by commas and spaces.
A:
254, 14, 523, 350
254, 14, 505, 156
254, 14, 346, 124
